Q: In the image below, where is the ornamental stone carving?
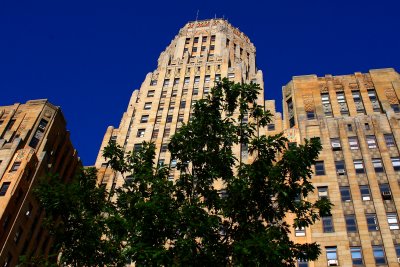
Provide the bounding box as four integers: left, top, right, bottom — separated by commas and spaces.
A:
303, 95, 315, 112
385, 87, 399, 104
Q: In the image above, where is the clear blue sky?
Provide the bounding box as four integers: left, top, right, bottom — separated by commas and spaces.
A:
1, 0, 399, 165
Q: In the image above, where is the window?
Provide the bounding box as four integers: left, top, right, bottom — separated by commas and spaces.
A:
350, 247, 363, 265
193, 88, 199, 96
352, 90, 365, 113
204, 75, 210, 83
201, 46, 206, 51
331, 138, 341, 150
184, 77, 190, 84
163, 79, 170, 86
166, 115, 173, 123
155, 116, 162, 123
267, 124, 275, 131
10, 162, 21, 172
372, 246, 386, 265
164, 128, 170, 138
365, 123, 370, 130
133, 144, 142, 152
161, 143, 168, 153
368, 89, 382, 112
391, 104, 400, 113
170, 159, 177, 168
322, 217, 334, 232
150, 80, 157, 86
315, 161, 325, 175
326, 247, 338, 262
185, 38, 190, 44
335, 161, 346, 175
173, 78, 180, 85
395, 244, 400, 258
348, 136, 359, 150
182, 89, 188, 95
366, 214, 379, 231
347, 123, 353, 131
192, 47, 197, 52
391, 157, 400, 171
215, 74, 221, 81
384, 134, 396, 147
295, 227, 306, 237
158, 159, 165, 167
340, 187, 351, 202
136, 129, 145, 138
337, 92, 349, 114
204, 87, 210, 95
140, 115, 149, 123
297, 260, 308, 267
178, 114, 184, 122
387, 213, 399, 229
366, 135, 377, 149
161, 90, 167, 98
354, 160, 365, 174
360, 185, 371, 201
0, 182, 11, 196
14, 227, 22, 244
321, 93, 332, 116
318, 186, 328, 199
372, 158, 384, 173
194, 37, 199, 43
345, 215, 357, 232
202, 36, 207, 42
210, 45, 215, 50
306, 111, 315, 120
144, 102, 152, 110
194, 76, 200, 84
228, 73, 235, 79
379, 184, 392, 200
211, 35, 215, 41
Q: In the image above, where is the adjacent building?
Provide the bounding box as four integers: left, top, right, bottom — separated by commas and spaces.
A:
0, 100, 80, 266
284, 68, 400, 266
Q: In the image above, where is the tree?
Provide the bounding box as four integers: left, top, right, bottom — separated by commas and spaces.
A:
35, 78, 331, 266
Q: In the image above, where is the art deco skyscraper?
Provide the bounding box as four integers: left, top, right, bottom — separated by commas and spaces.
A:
94, 19, 281, 189
283, 68, 400, 266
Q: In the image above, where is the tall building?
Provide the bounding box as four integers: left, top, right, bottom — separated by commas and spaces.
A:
283, 68, 400, 266
0, 100, 80, 266
94, 18, 400, 266
94, 19, 276, 189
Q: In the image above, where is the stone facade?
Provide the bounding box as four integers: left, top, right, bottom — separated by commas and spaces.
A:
283, 68, 400, 266
0, 100, 80, 266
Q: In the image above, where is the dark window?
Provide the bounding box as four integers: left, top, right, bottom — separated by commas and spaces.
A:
185, 38, 190, 44
331, 138, 341, 150
211, 35, 215, 41
350, 247, 363, 265
267, 124, 275, 131
163, 79, 170, 86
306, 111, 315, 120
166, 115, 173, 123
365, 123, 370, 130
391, 104, 400, 113
10, 162, 20, 172
136, 129, 145, 138
379, 184, 392, 200
391, 157, 400, 171
335, 161, 346, 175
347, 124, 353, 131
144, 102, 152, 110
161, 144, 168, 153
366, 135, 377, 149
372, 158, 384, 173
201, 46, 206, 51
150, 80, 157, 86
297, 260, 308, 267
345, 215, 358, 232
0, 182, 11, 196
360, 185, 371, 201
322, 216, 334, 232
193, 88, 199, 96
395, 244, 400, 257
192, 47, 197, 52
134, 144, 142, 152
384, 134, 396, 147
210, 45, 215, 50
152, 129, 159, 139
366, 214, 379, 231
372, 246, 386, 265
340, 187, 351, 202
180, 101, 186, 108
194, 37, 199, 43
315, 161, 325, 175
202, 36, 207, 42
354, 160, 365, 174
349, 136, 359, 150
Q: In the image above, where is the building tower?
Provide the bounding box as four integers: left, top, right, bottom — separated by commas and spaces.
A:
94, 19, 281, 190
283, 68, 400, 266
0, 100, 80, 266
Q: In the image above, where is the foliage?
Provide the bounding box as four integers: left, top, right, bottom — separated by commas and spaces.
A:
35, 78, 331, 266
